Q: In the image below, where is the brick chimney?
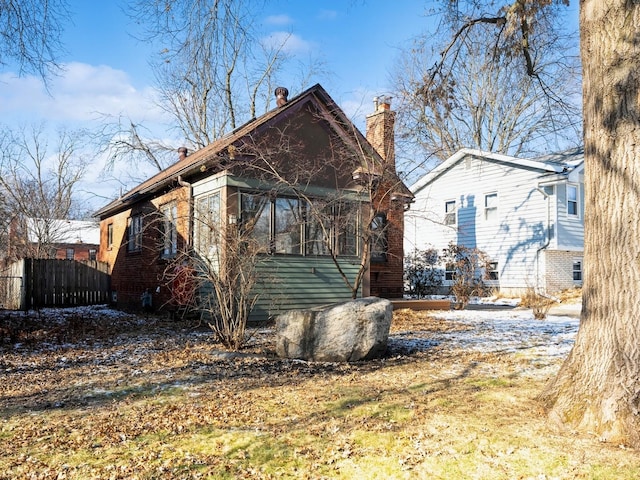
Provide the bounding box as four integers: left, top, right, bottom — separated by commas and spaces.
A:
275, 87, 289, 107
366, 96, 395, 170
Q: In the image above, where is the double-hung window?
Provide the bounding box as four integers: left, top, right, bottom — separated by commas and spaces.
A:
573, 259, 582, 282
567, 184, 579, 216
195, 193, 221, 255
444, 200, 456, 225
160, 202, 178, 258
487, 261, 499, 281
370, 213, 388, 262
484, 193, 498, 222
127, 215, 143, 252
107, 223, 114, 249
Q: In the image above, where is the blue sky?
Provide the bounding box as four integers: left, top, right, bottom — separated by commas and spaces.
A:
1, 0, 435, 128
0, 0, 579, 211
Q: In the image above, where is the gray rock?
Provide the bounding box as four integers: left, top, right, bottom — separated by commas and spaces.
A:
275, 297, 392, 362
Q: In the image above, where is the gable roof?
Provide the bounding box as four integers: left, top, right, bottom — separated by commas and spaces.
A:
95, 84, 387, 219
410, 147, 584, 195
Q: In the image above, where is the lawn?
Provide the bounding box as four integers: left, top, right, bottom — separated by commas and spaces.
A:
0, 305, 638, 479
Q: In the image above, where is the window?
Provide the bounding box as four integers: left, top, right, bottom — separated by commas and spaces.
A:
487, 261, 499, 281
444, 200, 456, 225
66, 248, 74, 260
445, 263, 455, 281
195, 193, 221, 255
127, 215, 142, 252
305, 202, 330, 255
567, 184, 579, 216
241, 193, 271, 253
274, 197, 302, 254
573, 259, 582, 282
484, 193, 498, 221
89, 249, 97, 261
241, 192, 360, 256
107, 223, 113, 248
370, 213, 388, 262
335, 202, 358, 256
160, 202, 178, 257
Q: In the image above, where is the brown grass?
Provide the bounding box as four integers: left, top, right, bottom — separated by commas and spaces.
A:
0, 306, 637, 479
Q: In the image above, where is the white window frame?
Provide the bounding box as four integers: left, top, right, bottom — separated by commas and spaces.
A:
487, 261, 499, 281
127, 215, 143, 253
444, 200, 456, 226
567, 184, 579, 217
195, 192, 221, 256
573, 258, 583, 283
484, 192, 498, 222
160, 202, 178, 258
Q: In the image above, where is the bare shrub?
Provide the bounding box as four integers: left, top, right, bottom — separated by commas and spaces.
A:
520, 288, 554, 320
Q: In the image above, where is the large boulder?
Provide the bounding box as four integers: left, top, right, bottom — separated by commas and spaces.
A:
275, 297, 392, 362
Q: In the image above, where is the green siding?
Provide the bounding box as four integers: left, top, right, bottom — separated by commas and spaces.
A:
250, 256, 361, 321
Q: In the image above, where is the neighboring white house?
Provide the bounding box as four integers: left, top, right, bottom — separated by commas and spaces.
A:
405, 148, 584, 295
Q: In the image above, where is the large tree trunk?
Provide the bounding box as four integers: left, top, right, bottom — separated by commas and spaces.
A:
538, 1, 640, 447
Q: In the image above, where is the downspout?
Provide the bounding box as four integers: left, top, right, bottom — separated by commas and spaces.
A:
535, 186, 550, 293
178, 175, 193, 248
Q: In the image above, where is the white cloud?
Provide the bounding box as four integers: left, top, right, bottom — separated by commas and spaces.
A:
264, 14, 293, 26
261, 31, 314, 55
0, 62, 167, 127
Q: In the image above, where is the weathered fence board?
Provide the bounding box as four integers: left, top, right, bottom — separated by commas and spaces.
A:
0, 259, 110, 310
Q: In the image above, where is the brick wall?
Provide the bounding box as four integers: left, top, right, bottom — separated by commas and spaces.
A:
544, 250, 583, 293
366, 99, 405, 298
99, 187, 190, 311
369, 197, 405, 298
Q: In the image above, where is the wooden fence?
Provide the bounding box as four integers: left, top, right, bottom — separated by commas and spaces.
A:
0, 259, 111, 310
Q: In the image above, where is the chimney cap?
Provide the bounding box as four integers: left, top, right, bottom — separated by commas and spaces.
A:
275, 87, 289, 107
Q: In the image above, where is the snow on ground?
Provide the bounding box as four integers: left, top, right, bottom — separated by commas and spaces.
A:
428, 308, 578, 357
4, 303, 580, 376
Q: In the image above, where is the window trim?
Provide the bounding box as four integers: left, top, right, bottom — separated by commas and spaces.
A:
195, 192, 221, 256
107, 223, 113, 249
567, 184, 579, 217
127, 215, 143, 253
573, 258, 583, 283
487, 261, 499, 281
65, 248, 74, 260
444, 200, 456, 226
484, 192, 498, 222
240, 191, 361, 257
160, 202, 178, 258
370, 213, 388, 263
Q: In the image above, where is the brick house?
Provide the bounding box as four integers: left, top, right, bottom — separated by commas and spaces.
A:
94, 84, 412, 317
7, 217, 99, 262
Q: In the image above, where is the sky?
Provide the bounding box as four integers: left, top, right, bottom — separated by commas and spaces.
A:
0, 0, 580, 214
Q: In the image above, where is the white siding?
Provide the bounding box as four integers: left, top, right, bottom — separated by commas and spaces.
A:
405, 153, 582, 291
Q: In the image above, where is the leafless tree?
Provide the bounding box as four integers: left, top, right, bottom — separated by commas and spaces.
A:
101, 0, 322, 179
394, 0, 580, 175
0, 124, 89, 260
427, 0, 640, 448
0, 0, 69, 82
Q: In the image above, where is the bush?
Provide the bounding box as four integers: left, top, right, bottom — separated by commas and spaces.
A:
404, 248, 443, 297
441, 243, 492, 309
520, 288, 554, 320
